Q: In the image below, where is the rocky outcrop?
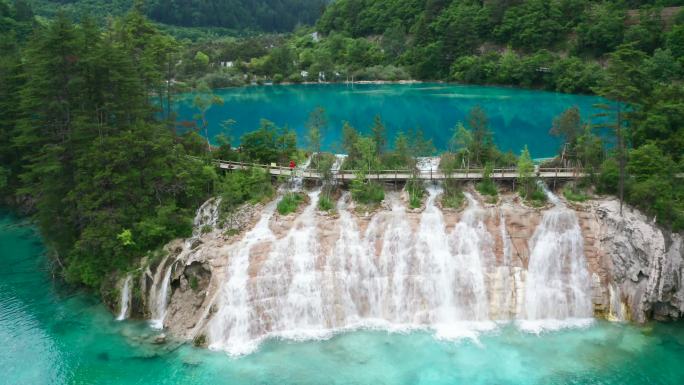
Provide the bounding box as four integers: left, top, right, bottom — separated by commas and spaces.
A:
592, 199, 684, 322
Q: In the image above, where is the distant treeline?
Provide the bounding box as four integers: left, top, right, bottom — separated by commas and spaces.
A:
27, 0, 326, 32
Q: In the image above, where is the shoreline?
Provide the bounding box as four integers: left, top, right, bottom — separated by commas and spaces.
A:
185, 79, 598, 98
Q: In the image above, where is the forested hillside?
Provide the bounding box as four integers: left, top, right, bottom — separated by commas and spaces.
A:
316, 0, 684, 85
0, 2, 219, 287
27, 0, 326, 32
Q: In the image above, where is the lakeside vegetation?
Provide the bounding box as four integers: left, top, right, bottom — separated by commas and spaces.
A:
0, 0, 682, 295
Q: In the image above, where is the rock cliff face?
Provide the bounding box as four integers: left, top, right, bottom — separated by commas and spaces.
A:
114, 189, 684, 351
591, 200, 684, 322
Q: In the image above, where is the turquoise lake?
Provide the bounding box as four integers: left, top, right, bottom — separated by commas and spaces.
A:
2, 211, 684, 385
174, 83, 607, 158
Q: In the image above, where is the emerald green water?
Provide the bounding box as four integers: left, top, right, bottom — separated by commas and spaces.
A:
175, 84, 607, 158
3, 212, 684, 384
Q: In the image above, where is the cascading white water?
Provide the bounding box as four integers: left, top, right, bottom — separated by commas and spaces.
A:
149, 197, 223, 329
116, 274, 132, 321
290, 155, 313, 191
331, 154, 347, 173
195, 182, 597, 355
208, 190, 326, 355
437, 192, 496, 338
520, 186, 593, 332
192, 197, 222, 237
414, 186, 490, 338
207, 199, 278, 354
416, 157, 441, 173
150, 261, 174, 329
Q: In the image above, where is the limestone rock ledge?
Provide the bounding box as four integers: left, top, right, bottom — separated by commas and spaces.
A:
118, 193, 683, 346
592, 199, 684, 322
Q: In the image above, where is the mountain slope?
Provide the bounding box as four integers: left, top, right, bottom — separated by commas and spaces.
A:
28, 0, 327, 32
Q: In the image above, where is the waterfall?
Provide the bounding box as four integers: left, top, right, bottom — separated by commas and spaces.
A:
116, 275, 132, 321
367, 192, 416, 324
520, 186, 593, 332
416, 157, 441, 172
192, 197, 222, 237
331, 154, 347, 173
209, 190, 326, 355
320, 193, 365, 327
150, 261, 174, 329
415, 186, 468, 334
207, 199, 278, 355
192, 182, 599, 355
290, 155, 313, 191
434, 192, 496, 338
149, 197, 222, 329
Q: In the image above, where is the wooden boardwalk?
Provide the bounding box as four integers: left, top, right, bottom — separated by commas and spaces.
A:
214, 160, 589, 182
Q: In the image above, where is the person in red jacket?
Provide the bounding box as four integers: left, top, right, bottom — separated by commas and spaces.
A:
289, 160, 296, 170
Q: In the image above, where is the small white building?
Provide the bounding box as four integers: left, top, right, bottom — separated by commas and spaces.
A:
220, 61, 235, 68
301, 70, 309, 78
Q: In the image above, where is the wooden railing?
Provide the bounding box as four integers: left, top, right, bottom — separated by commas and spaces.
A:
210, 159, 589, 181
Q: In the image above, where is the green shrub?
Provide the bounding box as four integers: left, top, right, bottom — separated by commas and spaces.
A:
318, 195, 335, 211
406, 179, 425, 209
190, 276, 199, 291
598, 158, 619, 194
351, 180, 385, 205
524, 187, 548, 207
219, 168, 275, 216
278, 193, 305, 215
476, 163, 498, 198
476, 179, 498, 197
563, 188, 588, 202
193, 334, 207, 347
442, 189, 465, 209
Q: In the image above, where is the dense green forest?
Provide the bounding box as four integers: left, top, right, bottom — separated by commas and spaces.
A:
27, 0, 326, 33
0, 0, 683, 294
0, 2, 220, 287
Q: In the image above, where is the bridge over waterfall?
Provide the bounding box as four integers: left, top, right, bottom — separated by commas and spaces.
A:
212, 159, 590, 182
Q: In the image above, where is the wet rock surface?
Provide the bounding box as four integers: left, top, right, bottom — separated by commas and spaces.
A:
121, 191, 683, 350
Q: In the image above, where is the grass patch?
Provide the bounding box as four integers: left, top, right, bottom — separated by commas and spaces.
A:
476, 164, 498, 201
563, 188, 588, 202
224, 228, 240, 237
476, 179, 498, 198
351, 180, 385, 205
521, 187, 548, 207
318, 195, 335, 211
442, 189, 465, 209
406, 179, 425, 209
277, 193, 305, 215
189, 276, 199, 291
